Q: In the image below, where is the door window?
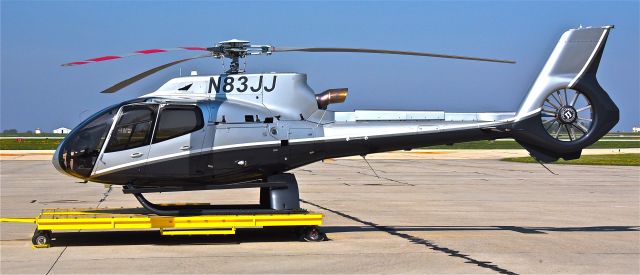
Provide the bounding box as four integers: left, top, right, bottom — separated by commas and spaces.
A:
153, 105, 204, 143
105, 104, 157, 152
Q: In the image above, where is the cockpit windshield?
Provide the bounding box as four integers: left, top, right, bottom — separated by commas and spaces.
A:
57, 105, 119, 178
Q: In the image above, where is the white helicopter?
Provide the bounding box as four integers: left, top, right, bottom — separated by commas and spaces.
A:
54, 26, 618, 216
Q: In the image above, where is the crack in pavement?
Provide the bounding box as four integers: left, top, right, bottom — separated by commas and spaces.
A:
301, 199, 519, 275
356, 171, 415, 186
46, 185, 113, 274
323, 160, 414, 186
96, 185, 113, 208
45, 246, 67, 275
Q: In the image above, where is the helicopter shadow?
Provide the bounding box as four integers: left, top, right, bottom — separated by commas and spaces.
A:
47, 224, 639, 248
50, 227, 304, 247
321, 225, 640, 234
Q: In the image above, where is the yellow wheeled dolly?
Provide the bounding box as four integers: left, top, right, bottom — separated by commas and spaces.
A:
1, 208, 326, 248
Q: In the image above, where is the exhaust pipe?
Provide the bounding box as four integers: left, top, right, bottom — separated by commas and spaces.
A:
316, 88, 348, 110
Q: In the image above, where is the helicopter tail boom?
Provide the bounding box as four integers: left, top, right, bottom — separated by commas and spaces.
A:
509, 25, 618, 162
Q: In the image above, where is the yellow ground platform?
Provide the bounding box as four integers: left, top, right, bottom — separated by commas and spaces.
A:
1, 208, 325, 247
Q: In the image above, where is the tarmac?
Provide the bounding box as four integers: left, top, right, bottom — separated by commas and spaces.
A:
0, 151, 638, 274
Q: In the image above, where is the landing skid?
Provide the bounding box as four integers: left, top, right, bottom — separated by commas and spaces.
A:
125, 173, 304, 216
122, 180, 288, 194
129, 191, 304, 216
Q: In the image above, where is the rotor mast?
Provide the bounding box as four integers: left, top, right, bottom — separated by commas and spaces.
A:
209, 39, 272, 74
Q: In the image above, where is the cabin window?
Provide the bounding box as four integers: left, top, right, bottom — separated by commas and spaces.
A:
105, 104, 157, 153
244, 115, 255, 123
153, 105, 204, 143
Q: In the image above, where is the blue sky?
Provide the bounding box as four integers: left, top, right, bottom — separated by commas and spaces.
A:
1, 1, 638, 132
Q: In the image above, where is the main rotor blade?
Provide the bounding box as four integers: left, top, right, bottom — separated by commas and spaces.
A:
62, 47, 209, 66
101, 55, 210, 93
273, 47, 515, 64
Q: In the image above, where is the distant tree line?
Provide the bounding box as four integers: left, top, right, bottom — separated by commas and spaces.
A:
2, 129, 34, 134
1, 129, 66, 137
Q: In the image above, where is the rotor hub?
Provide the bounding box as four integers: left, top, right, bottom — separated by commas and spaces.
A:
207, 39, 272, 74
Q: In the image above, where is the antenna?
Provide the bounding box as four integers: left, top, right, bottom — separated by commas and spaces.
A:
360, 155, 381, 178
535, 158, 558, 175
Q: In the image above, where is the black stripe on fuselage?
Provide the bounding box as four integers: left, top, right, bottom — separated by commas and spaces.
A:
90, 125, 510, 187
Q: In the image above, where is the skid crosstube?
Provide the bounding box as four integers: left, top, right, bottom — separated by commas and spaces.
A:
1, 207, 325, 248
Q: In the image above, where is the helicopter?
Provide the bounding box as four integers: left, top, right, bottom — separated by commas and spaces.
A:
54, 26, 618, 216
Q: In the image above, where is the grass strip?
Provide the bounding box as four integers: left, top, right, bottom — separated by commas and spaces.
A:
502, 153, 640, 166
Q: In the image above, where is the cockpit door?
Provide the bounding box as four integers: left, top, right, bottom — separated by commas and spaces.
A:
145, 104, 207, 179
92, 103, 158, 181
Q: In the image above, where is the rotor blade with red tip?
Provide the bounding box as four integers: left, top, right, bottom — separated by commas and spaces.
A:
62, 47, 209, 67
101, 54, 211, 93
273, 47, 515, 64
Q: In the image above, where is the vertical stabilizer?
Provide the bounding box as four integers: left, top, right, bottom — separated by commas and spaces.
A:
510, 26, 618, 162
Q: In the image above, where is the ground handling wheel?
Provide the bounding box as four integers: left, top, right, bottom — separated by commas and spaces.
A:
31, 230, 52, 246
299, 226, 327, 242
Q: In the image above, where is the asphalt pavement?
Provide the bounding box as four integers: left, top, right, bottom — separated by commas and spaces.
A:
1, 158, 638, 274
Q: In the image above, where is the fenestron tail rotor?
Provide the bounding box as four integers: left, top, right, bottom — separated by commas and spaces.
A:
62, 39, 516, 93
540, 88, 593, 142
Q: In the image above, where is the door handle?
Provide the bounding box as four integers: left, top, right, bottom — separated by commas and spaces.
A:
130, 152, 143, 158
180, 145, 191, 151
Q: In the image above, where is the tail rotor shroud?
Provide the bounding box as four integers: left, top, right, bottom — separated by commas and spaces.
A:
511, 26, 618, 163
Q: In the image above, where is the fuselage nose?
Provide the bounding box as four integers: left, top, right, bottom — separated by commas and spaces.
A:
52, 103, 120, 180
52, 142, 67, 176
52, 130, 90, 180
